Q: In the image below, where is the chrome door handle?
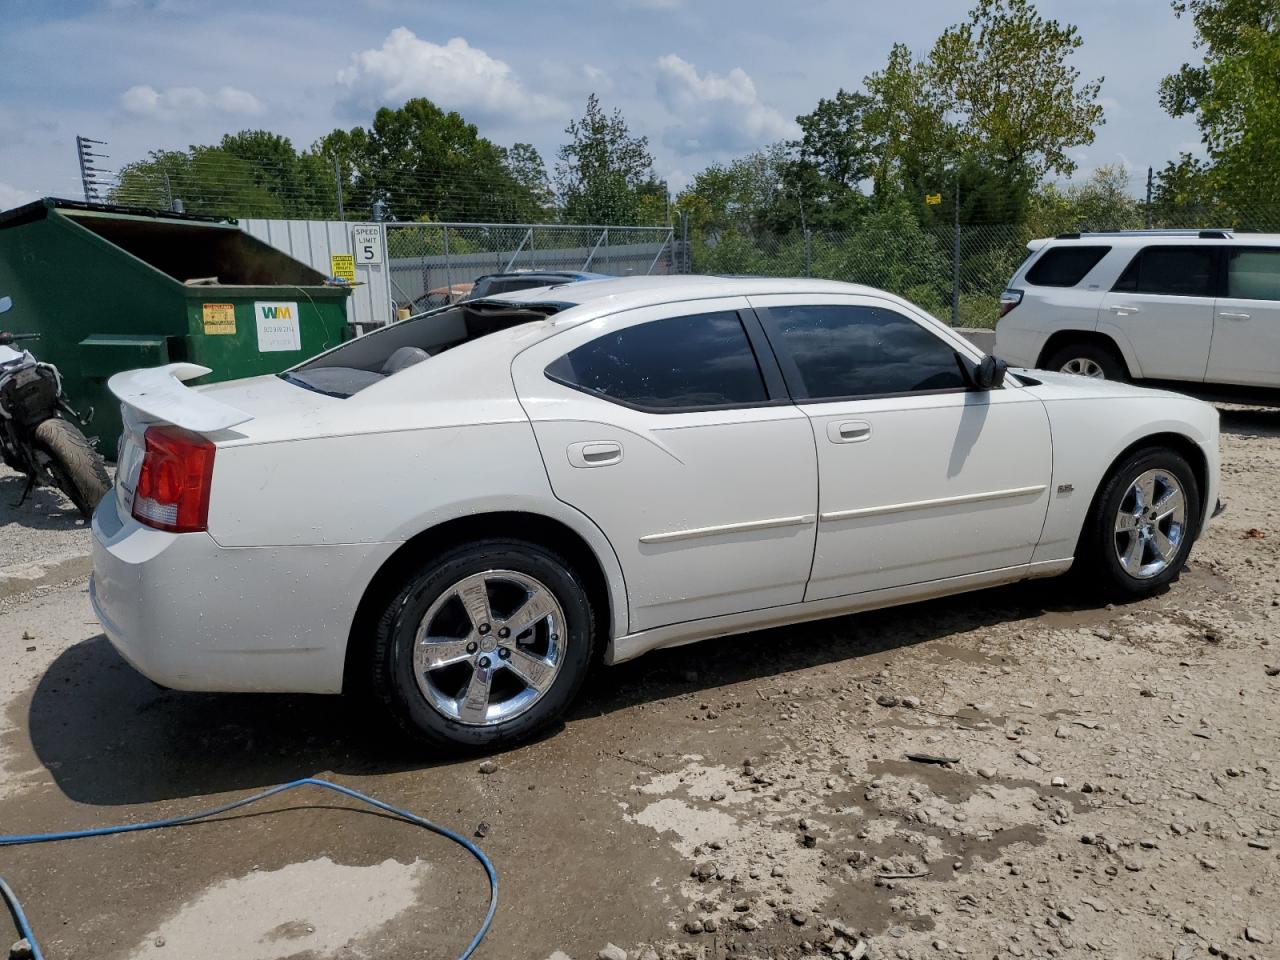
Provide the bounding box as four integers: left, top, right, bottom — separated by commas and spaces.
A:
1219, 311, 1251, 320
828, 420, 872, 443
1109, 304, 1140, 315
567, 440, 623, 468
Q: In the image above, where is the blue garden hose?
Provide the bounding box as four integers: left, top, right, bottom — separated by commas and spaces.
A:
0, 777, 497, 960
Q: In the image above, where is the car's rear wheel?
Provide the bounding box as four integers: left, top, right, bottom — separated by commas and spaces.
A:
371, 539, 595, 750
1077, 447, 1201, 598
1044, 342, 1127, 381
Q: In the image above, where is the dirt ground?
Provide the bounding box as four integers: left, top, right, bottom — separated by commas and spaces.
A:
1, 406, 1278, 960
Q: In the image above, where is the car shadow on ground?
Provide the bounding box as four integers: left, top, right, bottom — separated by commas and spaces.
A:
0, 471, 87, 531
1217, 404, 1280, 438
23, 573, 1135, 809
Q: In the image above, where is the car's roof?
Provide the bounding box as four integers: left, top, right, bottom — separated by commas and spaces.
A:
485, 274, 897, 322
1033, 232, 1280, 250
474, 270, 611, 282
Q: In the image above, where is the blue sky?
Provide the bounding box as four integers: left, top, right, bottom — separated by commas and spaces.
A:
0, 0, 1205, 211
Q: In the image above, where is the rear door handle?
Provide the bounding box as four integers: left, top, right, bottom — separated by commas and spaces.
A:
567, 441, 623, 468
1219, 310, 1251, 320
828, 420, 871, 443
1109, 304, 1140, 315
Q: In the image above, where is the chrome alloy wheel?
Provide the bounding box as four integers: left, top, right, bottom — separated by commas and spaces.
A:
1114, 469, 1187, 579
1061, 357, 1105, 378
412, 570, 565, 726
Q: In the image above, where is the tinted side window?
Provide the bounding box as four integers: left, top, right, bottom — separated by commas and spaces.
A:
1227, 248, 1280, 301
1112, 246, 1215, 296
1025, 246, 1111, 287
767, 304, 966, 400
546, 310, 768, 410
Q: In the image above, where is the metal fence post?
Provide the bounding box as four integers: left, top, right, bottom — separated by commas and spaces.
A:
951, 220, 961, 327
680, 212, 690, 273
804, 228, 812, 278
443, 224, 452, 296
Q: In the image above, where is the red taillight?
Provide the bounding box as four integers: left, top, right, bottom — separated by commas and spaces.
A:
998, 288, 1024, 319
132, 425, 215, 533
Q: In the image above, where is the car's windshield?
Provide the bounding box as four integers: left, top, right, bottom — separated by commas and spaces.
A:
282, 299, 564, 398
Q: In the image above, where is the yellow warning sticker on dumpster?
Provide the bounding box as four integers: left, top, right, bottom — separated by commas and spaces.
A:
330, 254, 356, 284
202, 303, 236, 335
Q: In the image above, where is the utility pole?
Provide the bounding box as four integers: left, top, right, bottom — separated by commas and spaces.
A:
1145, 166, 1154, 229
334, 156, 346, 222
951, 172, 961, 327
75, 136, 109, 203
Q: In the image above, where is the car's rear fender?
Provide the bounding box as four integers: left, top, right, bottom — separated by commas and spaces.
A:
341, 504, 630, 693
1031, 329, 1141, 379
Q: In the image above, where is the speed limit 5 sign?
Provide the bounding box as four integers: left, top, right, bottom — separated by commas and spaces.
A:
351, 224, 384, 265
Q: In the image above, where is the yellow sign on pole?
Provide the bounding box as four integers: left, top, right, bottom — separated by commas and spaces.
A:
924, 193, 943, 206
330, 253, 357, 284
202, 303, 236, 335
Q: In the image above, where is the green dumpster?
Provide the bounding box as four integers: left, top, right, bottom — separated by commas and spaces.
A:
0, 198, 351, 459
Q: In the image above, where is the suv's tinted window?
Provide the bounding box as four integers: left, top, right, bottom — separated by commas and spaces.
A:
767, 304, 966, 400
1227, 248, 1280, 301
546, 310, 767, 410
1026, 245, 1110, 287
1113, 246, 1216, 296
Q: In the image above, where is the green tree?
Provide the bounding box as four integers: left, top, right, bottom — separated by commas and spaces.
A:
1159, 0, 1280, 215
554, 94, 658, 225
111, 146, 290, 217
929, 0, 1105, 180
862, 43, 955, 198
676, 144, 793, 236
500, 142, 554, 214
319, 98, 544, 221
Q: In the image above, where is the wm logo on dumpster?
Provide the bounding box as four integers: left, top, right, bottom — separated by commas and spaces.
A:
259, 304, 293, 320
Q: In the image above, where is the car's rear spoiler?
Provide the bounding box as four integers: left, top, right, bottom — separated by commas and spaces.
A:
107, 363, 253, 432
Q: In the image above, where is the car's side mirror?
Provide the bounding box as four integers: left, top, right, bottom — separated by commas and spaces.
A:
0, 296, 11, 315
973, 354, 1007, 391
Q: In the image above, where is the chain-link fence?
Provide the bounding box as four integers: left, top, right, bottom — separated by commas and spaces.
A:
688, 205, 1280, 328
383, 222, 678, 312
687, 223, 1031, 328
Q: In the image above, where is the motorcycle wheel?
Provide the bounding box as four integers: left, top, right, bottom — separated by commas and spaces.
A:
34, 418, 110, 519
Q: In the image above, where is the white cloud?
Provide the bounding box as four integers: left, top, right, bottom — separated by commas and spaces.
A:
120, 84, 265, 119
0, 181, 36, 211
622, 0, 683, 8
337, 28, 563, 120
654, 54, 795, 155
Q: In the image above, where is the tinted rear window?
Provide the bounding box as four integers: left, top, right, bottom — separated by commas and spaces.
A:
1228, 248, 1280, 301
1025, 246, 1111, 287
546, 310, 767, 410
1113, 246, 1216, 297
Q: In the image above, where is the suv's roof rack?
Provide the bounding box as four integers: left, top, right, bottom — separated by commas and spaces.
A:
1054, 228, 1234, 240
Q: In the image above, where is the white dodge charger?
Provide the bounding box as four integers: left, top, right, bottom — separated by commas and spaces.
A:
92, 276, 1221, 749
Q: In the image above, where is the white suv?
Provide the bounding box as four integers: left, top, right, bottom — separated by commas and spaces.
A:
996, 230, 1280, 393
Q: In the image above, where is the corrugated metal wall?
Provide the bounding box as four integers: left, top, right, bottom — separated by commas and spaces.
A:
240, 219, 393, 330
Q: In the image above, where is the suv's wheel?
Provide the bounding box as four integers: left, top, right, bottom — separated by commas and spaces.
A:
1044, 342, 1127, 380
371, 538, 595, 750
1077, 447, 1201, 598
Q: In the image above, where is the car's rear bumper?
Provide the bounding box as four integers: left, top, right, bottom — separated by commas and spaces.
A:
90, 493, 396, 694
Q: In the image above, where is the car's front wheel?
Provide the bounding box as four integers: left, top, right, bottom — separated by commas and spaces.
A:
371, 539, 595, 750
1077, 447, 1201, 598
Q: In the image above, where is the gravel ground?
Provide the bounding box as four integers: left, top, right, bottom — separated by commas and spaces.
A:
0, 406, 1278, 960
0, 464, 97, 601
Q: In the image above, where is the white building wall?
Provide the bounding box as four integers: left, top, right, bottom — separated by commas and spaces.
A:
240, 219, 393, 330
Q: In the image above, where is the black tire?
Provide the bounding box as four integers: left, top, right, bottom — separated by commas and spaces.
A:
1076, 447, 1201, 599
371, 538, 596, 751
1044, 341, 1128, 381
33, 417, 110, 519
